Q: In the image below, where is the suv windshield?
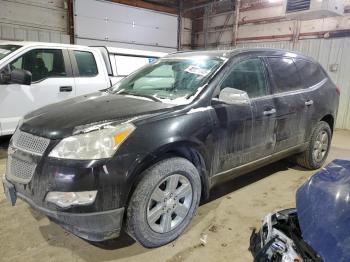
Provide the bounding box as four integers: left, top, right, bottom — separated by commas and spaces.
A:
0, 45, 22, 60
110, 56, 224, 104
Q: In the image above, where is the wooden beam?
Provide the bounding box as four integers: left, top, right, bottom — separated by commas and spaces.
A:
106, 0, 177, 14
68, 0, 75, 44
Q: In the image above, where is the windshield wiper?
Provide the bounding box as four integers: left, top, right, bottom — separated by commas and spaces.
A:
118, 91, 162, 102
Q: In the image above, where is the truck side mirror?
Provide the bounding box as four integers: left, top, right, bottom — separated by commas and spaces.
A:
219, 87, 250, 105
10, 69, 32, 85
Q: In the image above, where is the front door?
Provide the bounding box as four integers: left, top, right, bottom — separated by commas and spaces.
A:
210, 57, 276, 174
0, 48, 75, 135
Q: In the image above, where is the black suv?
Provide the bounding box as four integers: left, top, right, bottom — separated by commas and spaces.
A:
2, 49, 339, 248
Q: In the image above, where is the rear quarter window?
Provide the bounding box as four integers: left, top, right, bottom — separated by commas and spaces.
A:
267, 57, 302, 93
294, 59, 327, 88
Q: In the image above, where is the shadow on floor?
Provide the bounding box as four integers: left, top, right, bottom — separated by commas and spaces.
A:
208, 159, 303, 202
0, 135, 10, 159
38, 221, 149, 260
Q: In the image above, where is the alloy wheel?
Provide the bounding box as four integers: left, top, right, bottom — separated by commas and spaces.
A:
313, 130, 329, 163
146, 174, 193, 233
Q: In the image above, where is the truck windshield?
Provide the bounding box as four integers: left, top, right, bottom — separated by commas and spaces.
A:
0, 45, 22, 60
110, 56, 224, 104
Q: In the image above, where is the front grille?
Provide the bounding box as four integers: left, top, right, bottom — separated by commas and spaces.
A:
286, 0, 311, 12
6, 155, 37, 184
12, 130, 50, 155
6, 130, 50, 184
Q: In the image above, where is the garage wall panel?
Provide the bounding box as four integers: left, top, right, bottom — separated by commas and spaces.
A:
0, 0, 69, 43
74, 0, 178, 51
234, 38, 350, 130
0, 0, 68, 32
0, 24, 70, 43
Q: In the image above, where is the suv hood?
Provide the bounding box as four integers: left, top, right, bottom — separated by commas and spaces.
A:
296, 159, 350, 262
21, 91, 175, 139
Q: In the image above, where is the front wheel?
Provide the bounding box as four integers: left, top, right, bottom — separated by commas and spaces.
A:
126, 157, 201, 248
296, 121, 332, 170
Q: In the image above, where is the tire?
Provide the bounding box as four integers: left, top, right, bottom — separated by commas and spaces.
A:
126, 157, 201, 248
296, 121, 332, 170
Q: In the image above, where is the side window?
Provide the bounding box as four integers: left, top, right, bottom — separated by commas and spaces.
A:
220, 58, 267, 98
267, 57, 302, 93
74, 51, 98, 77
9, 49, 66, 82
294, 59, 327, 88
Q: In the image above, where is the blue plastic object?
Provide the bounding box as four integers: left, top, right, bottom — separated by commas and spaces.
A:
297, 159, 350, 262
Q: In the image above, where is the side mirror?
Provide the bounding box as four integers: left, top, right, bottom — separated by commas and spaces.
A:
219, 87, 250, 105
0, 71, 11, 84
10, 69, 32, 85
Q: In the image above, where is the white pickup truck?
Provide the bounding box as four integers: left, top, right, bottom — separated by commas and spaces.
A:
0, 41, 166, 136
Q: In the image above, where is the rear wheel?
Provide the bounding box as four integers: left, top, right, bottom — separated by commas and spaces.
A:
296, 121, 331, 170
126, 157, 201, 248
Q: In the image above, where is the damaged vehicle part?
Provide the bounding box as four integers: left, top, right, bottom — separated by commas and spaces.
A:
251, 159, 350, 262
2, 49, 339, 248
250, 209, 322, 262
297, 159, 350, 262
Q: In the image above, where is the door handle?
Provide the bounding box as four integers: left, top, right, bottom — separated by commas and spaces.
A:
59, 86, 73, 92
263, 108, 276, 116
305, 100, 314, 106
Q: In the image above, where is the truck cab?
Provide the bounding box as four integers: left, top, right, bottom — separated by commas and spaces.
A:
0, 41, 167, 136
0, 41, 114, 136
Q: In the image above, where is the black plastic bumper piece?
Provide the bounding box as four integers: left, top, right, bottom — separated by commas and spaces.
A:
17, 193, 124, 242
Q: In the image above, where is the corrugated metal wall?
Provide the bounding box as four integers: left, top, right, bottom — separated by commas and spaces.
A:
231, 38, 350, 130
0, 0, 70, 43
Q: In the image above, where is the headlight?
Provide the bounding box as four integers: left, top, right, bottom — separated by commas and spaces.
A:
46, 191, 97, 208
49, 123, 135, 160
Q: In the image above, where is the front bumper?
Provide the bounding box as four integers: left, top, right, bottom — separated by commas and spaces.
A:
3, 176, 124, 242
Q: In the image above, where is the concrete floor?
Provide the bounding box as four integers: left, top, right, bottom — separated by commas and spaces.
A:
1, 130, 350, 262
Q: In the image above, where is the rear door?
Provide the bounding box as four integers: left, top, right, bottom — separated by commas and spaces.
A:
266, 57, 307, 152
0, 47, 75, 135
294, 59, 329, 139
69, 49, 110, 96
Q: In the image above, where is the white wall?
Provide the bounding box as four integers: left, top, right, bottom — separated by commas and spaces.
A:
74, 0, 178, 52
0, 0, 70, 43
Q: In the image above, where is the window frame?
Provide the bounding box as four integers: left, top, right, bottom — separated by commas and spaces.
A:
69, 50, 99, 78
265, 56, 304, 95
1, 47, 72, 84
213, 56, 271, 101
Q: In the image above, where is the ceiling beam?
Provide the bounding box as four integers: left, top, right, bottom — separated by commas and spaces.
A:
106, 0, 178, 14
143, 0, 179, 9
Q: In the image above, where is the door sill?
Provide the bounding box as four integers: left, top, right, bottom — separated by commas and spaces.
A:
210, 143, 308, 187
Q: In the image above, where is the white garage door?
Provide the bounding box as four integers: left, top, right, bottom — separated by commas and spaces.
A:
73, 0, 178, 53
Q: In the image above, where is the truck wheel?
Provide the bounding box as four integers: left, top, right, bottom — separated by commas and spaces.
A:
296, 121, 332, 170
126, 157, 201, 248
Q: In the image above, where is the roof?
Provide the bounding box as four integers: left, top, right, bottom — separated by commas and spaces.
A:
166, 48, 315, 62
0, 41, 93, 50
